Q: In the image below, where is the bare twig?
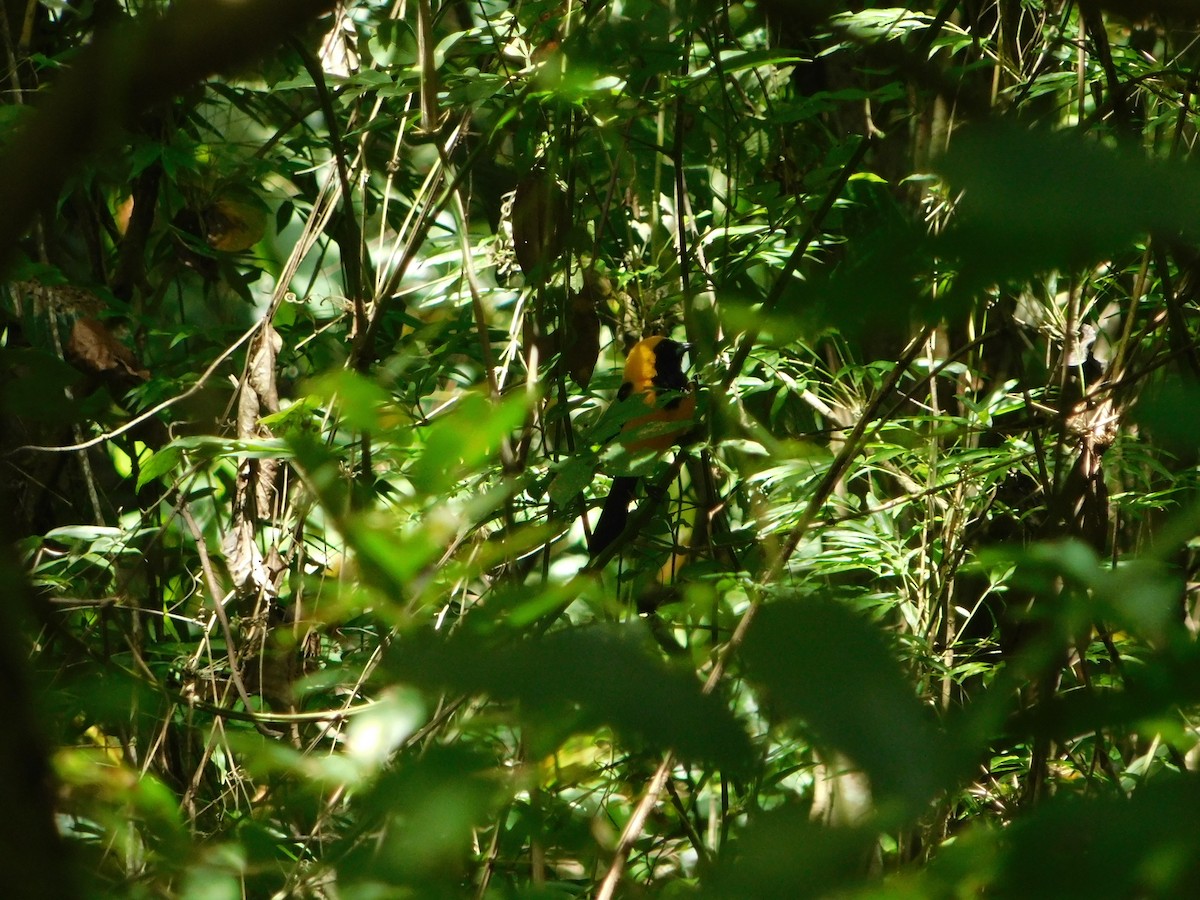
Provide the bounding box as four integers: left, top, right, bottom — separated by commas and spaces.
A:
179, 506, 277, 738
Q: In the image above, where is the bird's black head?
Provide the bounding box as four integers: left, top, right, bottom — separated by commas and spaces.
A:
652, 339, 692, 392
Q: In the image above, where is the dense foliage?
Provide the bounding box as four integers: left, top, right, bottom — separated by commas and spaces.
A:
6, 0, 1200, 895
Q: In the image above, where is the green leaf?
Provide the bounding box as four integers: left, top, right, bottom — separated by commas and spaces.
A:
410, 391, 527, 494
991, 777, 1200, 897
305, 369, 394, 432
699, 805, 877, 900
386, 622, 754, 772
548, 453, 598, 507
347, 745, 502, 886
937, 123, 1200, 281
136, 444, 182, 489
741, 595, 956, 813
168, 435, 292, 459
832, 8, 932, 42
346, 514, 442, 594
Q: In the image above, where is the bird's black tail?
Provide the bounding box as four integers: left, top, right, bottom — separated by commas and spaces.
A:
588, 476, 639, 558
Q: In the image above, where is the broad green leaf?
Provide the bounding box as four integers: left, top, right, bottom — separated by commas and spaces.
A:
699, 805, 877, 899
167, 434, 292, 458
991, 777, 1200, 897
305, 369, 395, 432
135, 444, 182, 489
548, 453, 598, 507
937, 123, 1200, 281
346, 745, 502, 886
386, 622, 754, 771
410, 390, 527, 494
741, 595, 956, 813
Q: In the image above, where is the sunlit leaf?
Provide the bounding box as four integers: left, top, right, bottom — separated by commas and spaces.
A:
136, 444, 182, 489
410, 391, 528, 494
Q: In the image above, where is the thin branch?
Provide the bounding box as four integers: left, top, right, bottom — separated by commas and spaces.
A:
179, 506, 278, 738
722, 135, 873, 391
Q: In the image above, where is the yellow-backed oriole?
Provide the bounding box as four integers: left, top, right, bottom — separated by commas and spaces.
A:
588, 336, 695, 558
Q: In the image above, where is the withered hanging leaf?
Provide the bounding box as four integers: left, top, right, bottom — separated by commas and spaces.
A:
65, 316, 149, 380
220, 522, 271, 595
237, 325, 282, 439
226, 324, 286, 596
561, 286, 601, 388
253, 457, 280, 518
318, 6, 358, 78
246, 324, 282, 419
511, 170, 566, 284
238, 327, 283, 513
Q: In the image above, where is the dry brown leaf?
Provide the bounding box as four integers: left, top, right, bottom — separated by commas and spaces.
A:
511, 171, 565, 284
254, 457, 280, 518
226, 324, 286, 596
319, 6, 358, 77
66, 316, 149, 380
561, 288, 601, 388
237, 325, 282, 439
221, 522, 270, 595
247, 325, 282, 418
